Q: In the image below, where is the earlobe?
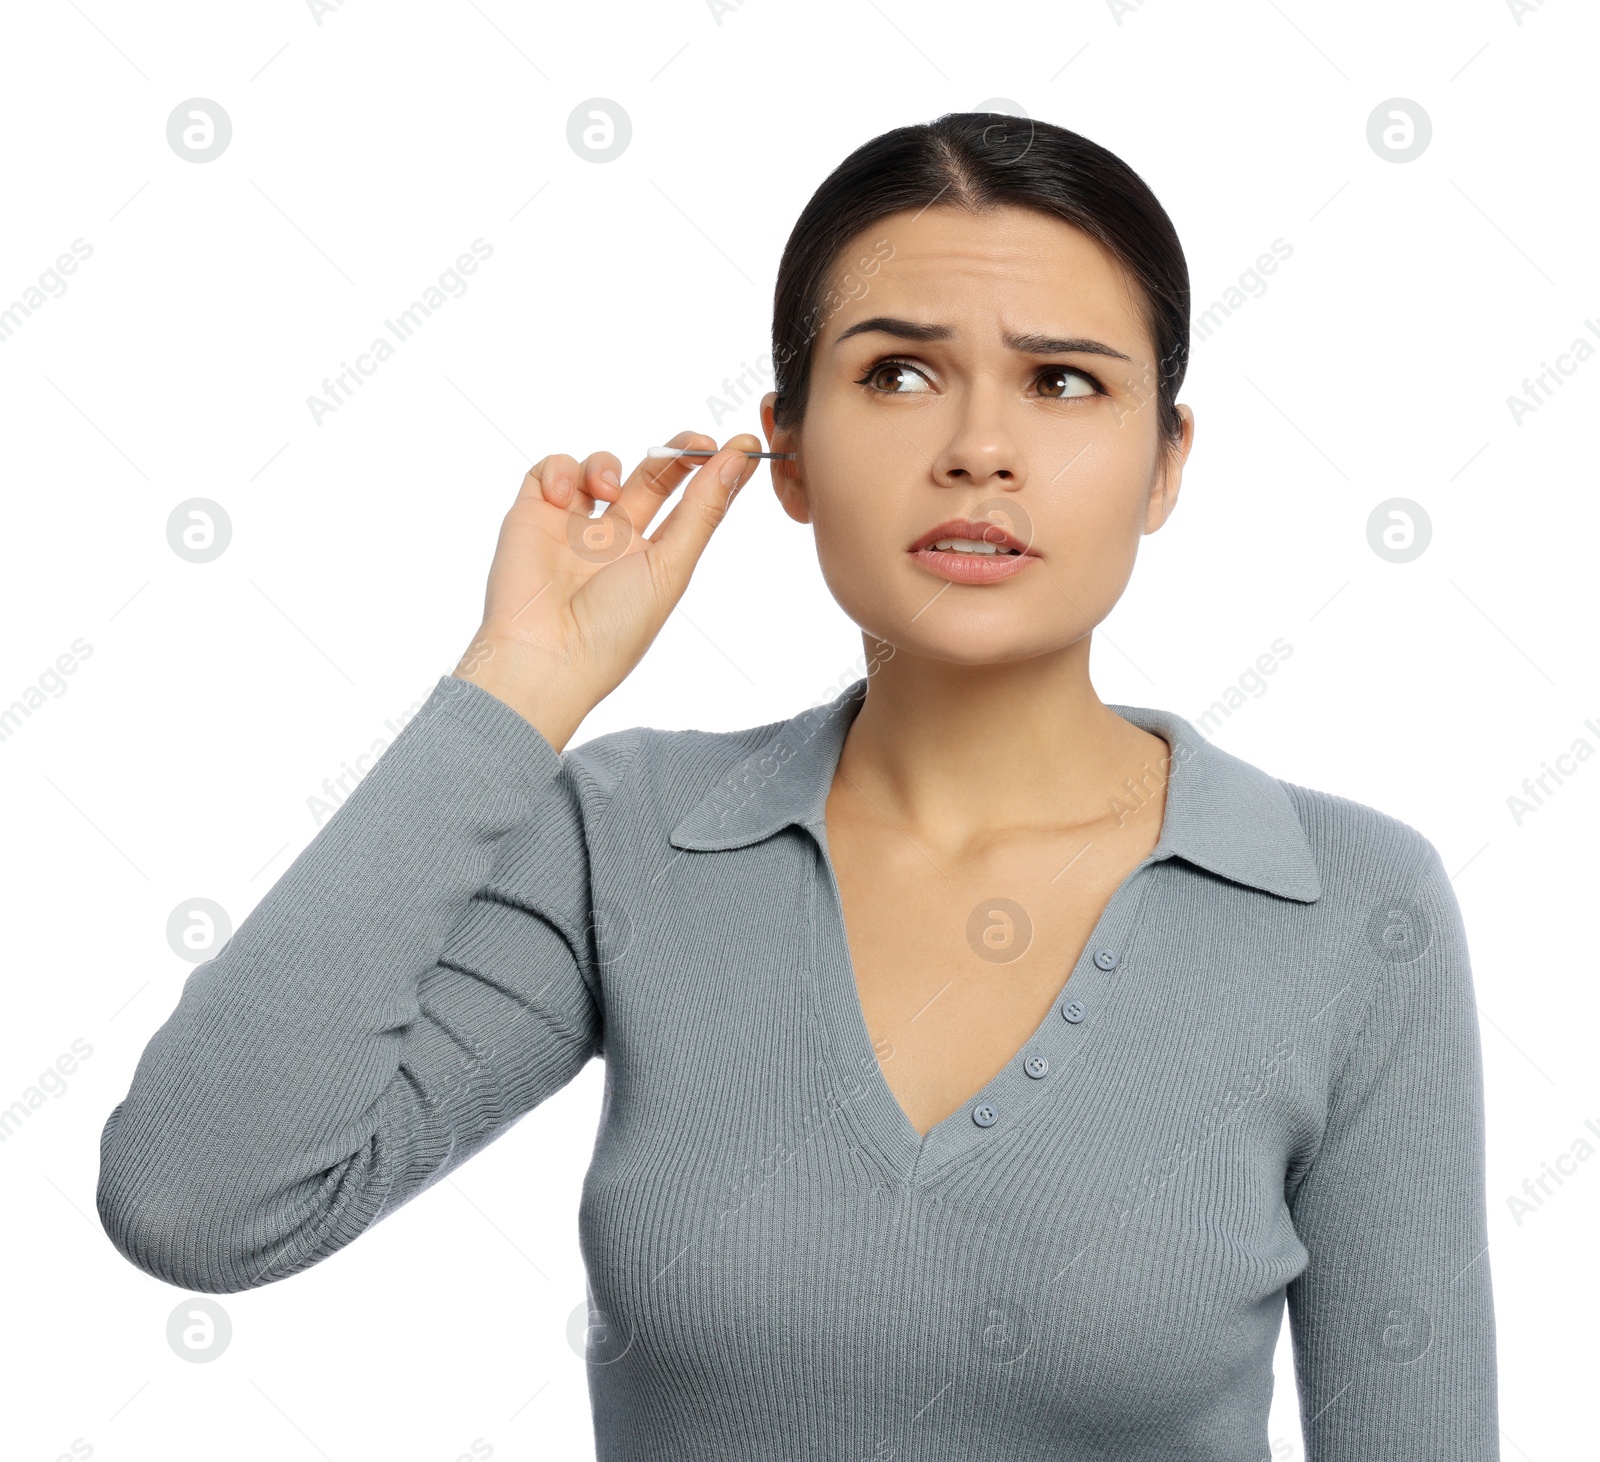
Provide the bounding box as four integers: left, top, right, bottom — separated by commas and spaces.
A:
1154, 452, 1182, 524
1145, 407, 1193, 534
772, 453, 810, 525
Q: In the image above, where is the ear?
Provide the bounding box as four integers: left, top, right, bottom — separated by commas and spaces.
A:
1144, 403, 1194, 535
760, 390, 811, 526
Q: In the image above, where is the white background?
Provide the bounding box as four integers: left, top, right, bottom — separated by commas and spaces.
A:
1, 1, 1592, 1458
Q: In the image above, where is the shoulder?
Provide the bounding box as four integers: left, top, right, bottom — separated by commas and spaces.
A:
1276, 778, 1449, 896
1271, 776, 1465, 985
561, 714, 789, 824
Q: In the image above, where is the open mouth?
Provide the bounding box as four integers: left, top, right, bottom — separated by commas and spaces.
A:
909, 518, 1036, 557
907, 523, 1039, 584
926, 537, 1023, 556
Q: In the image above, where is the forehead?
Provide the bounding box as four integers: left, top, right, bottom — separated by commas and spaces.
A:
826, 204, 1149, 355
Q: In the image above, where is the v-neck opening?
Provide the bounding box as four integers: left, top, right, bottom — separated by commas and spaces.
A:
808, 822, 1165, 1180
798, 694, 1181, 1181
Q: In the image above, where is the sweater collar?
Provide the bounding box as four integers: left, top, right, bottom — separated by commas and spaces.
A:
667, 676, 1322, 903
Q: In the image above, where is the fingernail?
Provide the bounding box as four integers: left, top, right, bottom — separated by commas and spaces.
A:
600, 468, 621, 492
719, 452, 746, 488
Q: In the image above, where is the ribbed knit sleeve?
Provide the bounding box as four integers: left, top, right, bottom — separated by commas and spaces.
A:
1285, 837, 1498, 1458
96, 674, 634, 1294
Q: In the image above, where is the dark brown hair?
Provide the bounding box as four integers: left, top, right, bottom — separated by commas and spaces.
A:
769, 112, 1191, 448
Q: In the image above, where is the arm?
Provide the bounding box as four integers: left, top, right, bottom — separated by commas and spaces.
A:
96, 674, 638, 1294
99, 419, 755, 1296
1286, 837, 1499, 1458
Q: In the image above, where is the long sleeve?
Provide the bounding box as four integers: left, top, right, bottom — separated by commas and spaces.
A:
96, 673, 639, 1294
1285, 836, 1499, 1458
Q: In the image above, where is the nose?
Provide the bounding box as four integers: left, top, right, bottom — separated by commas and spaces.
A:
931, 386, 1025, 490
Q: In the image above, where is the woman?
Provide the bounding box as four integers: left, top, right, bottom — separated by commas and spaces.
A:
98, 113, 1498, 1458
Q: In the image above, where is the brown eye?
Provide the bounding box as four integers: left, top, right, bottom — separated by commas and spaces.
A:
858, 360, 932, 394
1037, 367, 1100, 400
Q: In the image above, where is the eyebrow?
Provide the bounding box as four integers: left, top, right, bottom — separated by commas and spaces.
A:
832, 315, 1132, 362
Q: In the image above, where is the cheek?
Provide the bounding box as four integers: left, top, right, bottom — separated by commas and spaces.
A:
799, 453, 915, 625
1048, 505, 1140, 598
1052, 429, 1157, 530
810, 482, 896, 584
798, 407, 905, 541
1027, 447, 1153, 607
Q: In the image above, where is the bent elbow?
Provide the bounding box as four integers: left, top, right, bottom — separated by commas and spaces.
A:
96, 1105, 386, 1294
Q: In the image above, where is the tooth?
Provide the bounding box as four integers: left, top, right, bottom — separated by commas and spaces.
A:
928, 534, 1011, 553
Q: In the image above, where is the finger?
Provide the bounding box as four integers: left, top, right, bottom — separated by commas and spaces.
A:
641, 435, 761, 599
520, 453, 594, 515
607, 429, 718, 539
582, 450, 624, 504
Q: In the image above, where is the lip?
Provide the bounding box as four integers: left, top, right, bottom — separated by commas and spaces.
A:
908, 518, 1036, 555
907, 516, 1040, 585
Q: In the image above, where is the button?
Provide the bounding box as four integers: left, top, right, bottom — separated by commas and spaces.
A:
1093, 948, 1119, 971
972, 1102, 998, 1127
1061, 999, 1086, 1024
1024, 1054, 1050, 1079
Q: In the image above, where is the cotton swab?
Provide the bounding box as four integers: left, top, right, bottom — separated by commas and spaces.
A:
647, 446, 796, 460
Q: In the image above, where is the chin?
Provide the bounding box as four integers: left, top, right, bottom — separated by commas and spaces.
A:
822, 558, 1085, 667
866, 616, 1072, 670
917, 638, 1068, 669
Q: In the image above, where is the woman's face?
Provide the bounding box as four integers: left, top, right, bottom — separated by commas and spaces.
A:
760, 203, 1193, 666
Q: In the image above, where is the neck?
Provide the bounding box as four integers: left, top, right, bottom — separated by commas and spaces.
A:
833, 636, 1170, 856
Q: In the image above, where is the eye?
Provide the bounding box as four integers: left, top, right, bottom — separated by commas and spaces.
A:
855, 358, 932, 394
1036, 366, 1103, 400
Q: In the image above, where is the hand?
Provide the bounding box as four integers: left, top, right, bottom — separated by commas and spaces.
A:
453, 429, 762, 750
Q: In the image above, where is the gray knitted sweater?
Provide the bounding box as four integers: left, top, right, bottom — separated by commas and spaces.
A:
97, 673, 1498, 1459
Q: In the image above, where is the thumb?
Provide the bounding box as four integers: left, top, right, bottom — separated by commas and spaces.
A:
643, 436, 760, 599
